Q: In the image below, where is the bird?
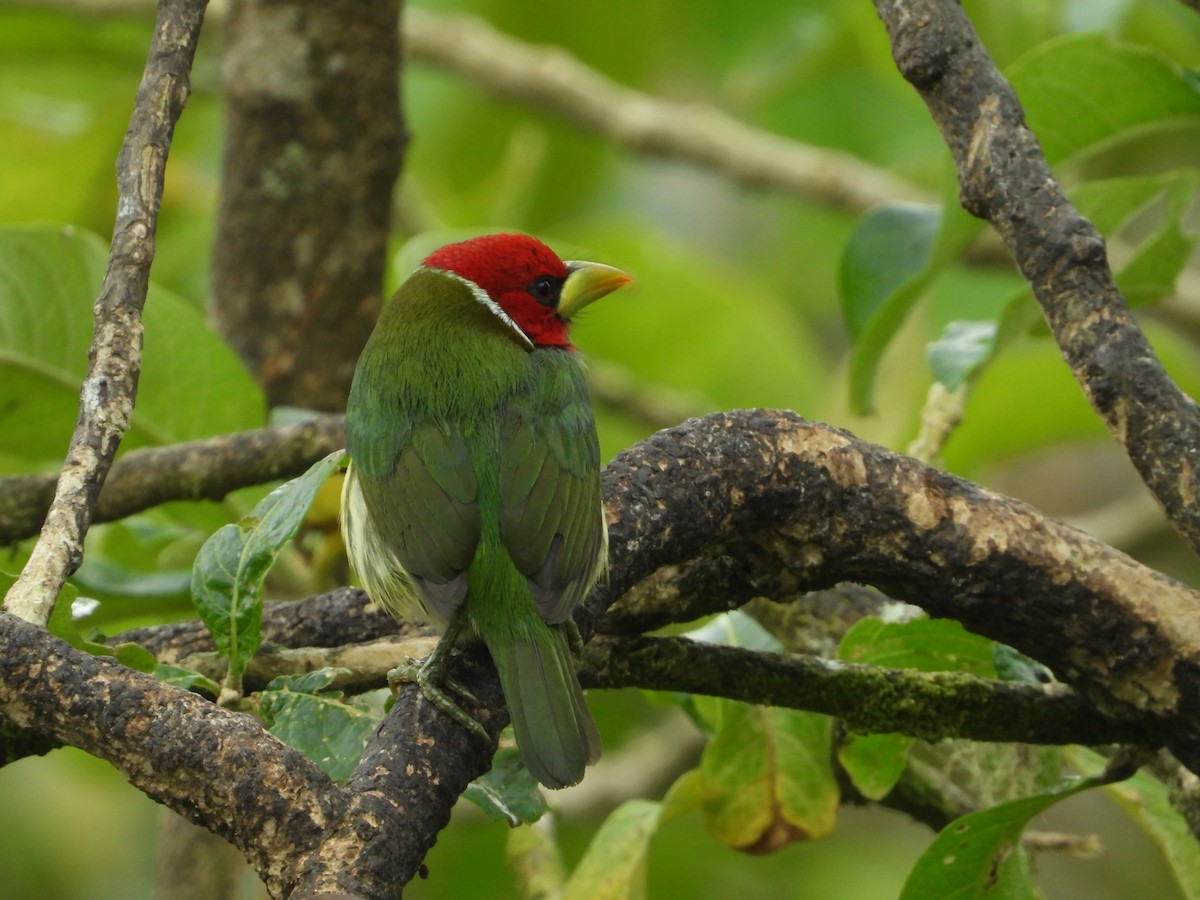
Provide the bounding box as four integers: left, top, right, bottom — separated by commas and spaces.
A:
340, 232, 631, 789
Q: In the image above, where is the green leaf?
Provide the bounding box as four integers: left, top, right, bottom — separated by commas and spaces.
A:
660, 767, 704, 824
991, 644, 1051, 684
1008, 33, 1200, 167
153, 664, 221, 697
929, 321, 999, 391
462, 745, 550, 825
1072, 172, 1196, 235
257, 668, 378, 781
695, 701, 838, 852
1108, 776, 1200, 900
111, 641, 157, 672
835, 617, 998, 799
44, 580, 83, 647
1071, 748, 1200, 900
836, 616, 997, 677
564, 799, 662, 900
837, 732, 913, 802
1114, 187, 1198, 309
840, 203, 941, 341
43, 580, 163, 672
0, 224, 262, 471
265, 669, 344, 695
899, 776, 1103, 900
684, 609, 783, 654
191, 451, 345, 690
842, 196, 984, 414
73, 554, 191, 600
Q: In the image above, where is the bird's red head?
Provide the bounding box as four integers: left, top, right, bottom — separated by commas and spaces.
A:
423, 233, 630, 349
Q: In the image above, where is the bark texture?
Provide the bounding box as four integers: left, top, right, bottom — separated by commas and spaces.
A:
211, 0, 405, 411
6, 412, 1200, 897
874, 0, 1200, 555
2, 0, 207, 625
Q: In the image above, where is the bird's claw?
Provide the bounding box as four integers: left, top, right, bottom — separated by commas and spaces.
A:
565, 620, 585, 657
388, 657, 488, 741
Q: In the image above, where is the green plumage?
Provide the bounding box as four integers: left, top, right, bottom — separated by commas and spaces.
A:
341, 266, 604, 788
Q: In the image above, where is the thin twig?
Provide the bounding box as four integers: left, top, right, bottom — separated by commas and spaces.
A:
0, 416, 345, 545
404, 9, 927, 213
3, 0, 208, 624
581, 635, 1158, 748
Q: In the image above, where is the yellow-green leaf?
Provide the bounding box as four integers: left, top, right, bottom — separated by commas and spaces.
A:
696, 701, 838, 853
564, 799, 662, 900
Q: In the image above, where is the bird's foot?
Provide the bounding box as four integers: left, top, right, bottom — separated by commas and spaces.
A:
565, 619, 586, 656
388, 656, 488, 741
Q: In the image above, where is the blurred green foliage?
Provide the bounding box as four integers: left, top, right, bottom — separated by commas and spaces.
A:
3, 0, 1200, 897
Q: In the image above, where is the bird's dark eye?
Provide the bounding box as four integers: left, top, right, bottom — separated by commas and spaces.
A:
528, 275, 564, 308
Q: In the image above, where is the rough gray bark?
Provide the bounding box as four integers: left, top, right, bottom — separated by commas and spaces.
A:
874, 0, 1200, 555
5, 412, 1200, 898
211, 0, 405, 411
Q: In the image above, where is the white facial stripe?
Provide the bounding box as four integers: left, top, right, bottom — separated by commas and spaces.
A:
424, 266, 534, 350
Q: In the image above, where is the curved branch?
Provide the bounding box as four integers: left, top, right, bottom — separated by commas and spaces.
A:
873, 0, 1200, 554
0, 611, 339, 898
0, 604, 507, 899
115, 413, 1200, 772
8, 410, 1200, 893
588, 411, 1200, 771
403, 9, 926, 213
2, 0, 206, 625
0, 417, 346, 546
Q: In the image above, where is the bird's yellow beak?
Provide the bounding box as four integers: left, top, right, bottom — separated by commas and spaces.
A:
558, 261, 633, 319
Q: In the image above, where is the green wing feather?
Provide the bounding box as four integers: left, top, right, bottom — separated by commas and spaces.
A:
499, 354, 605, 624
344, 339, 482, 624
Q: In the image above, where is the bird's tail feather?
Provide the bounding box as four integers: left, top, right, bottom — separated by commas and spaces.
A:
483, 622, 601, 789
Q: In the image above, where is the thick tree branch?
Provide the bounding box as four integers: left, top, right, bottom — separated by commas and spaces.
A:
9, 410, 1200, 894
587, 411, 1200, 771
0, 416, 345, 546
2, 0, 206, 625
287, 652, 505, 897
211, 0, 405, 410
0, 602, 508, 899
0, 611, 338, 898
108, 414, 1200, 770
873, 0, 1200, 555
